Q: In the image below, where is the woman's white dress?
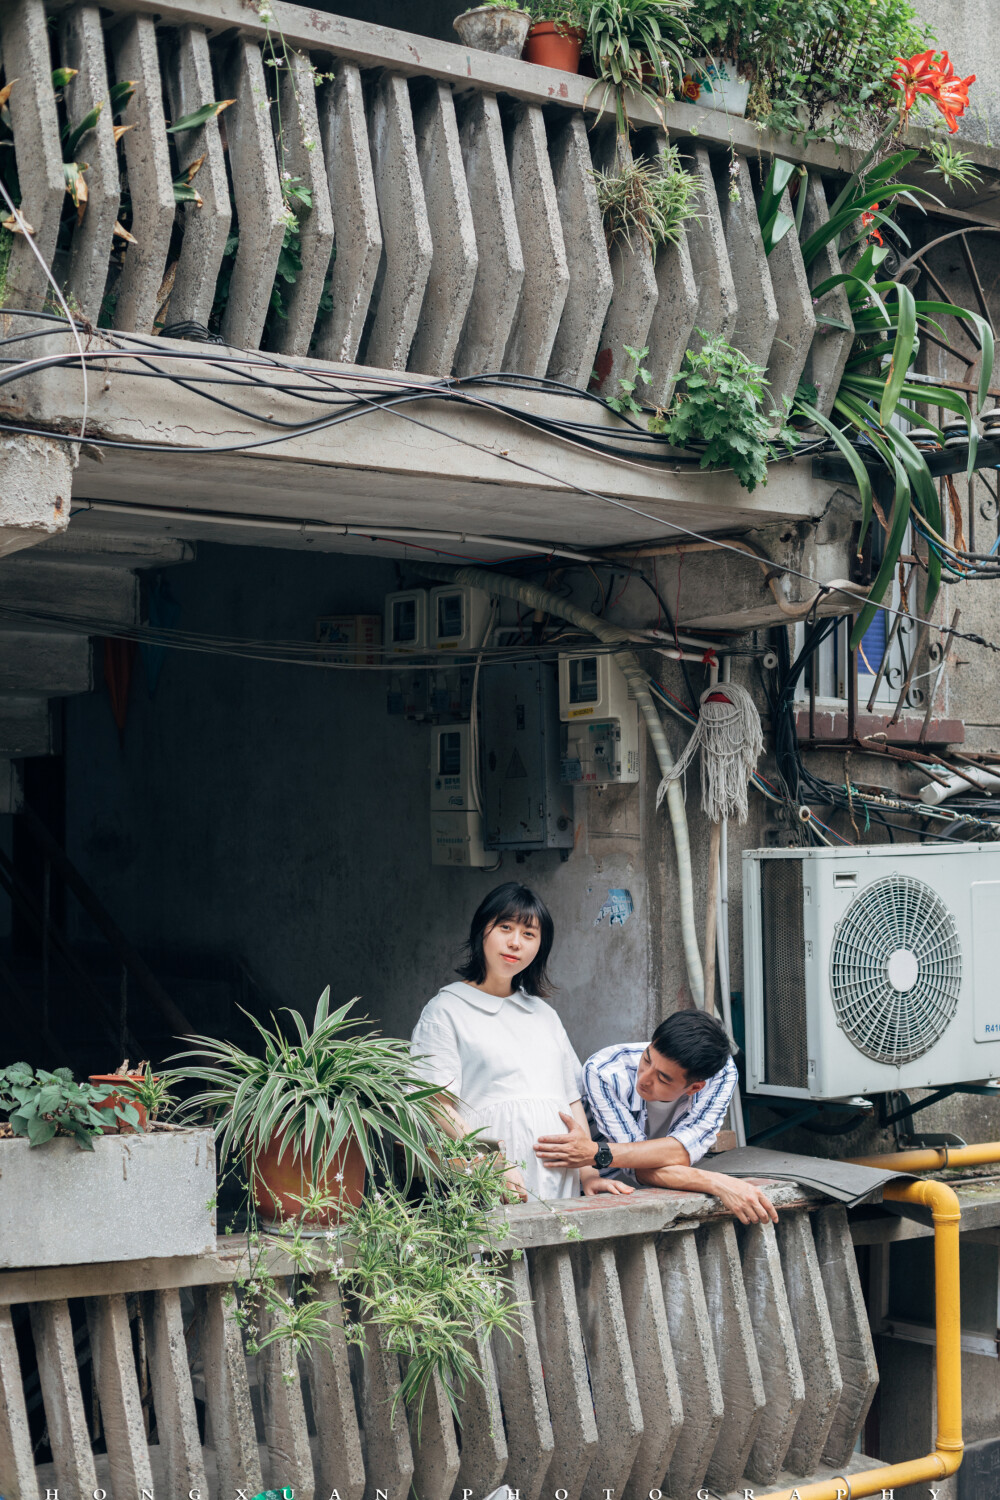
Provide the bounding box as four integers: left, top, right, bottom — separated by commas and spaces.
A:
410, 980, 584, 1201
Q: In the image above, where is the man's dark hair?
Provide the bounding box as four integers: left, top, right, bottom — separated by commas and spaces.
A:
456, 882, 555, 998
650, 1011, 733, 1082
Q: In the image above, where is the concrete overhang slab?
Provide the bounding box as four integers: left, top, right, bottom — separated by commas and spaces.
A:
5, 335, 842, 555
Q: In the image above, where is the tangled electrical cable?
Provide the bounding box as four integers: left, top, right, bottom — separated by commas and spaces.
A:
4, 309, 1000, 658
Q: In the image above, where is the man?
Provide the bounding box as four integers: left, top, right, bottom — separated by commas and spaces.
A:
534, 1010, 777, 1224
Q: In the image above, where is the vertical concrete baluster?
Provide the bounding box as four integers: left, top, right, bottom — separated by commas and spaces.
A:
814, 1205, 879, 1466
490, 1252, 554, 1500
85, 1294, 153, 1497
308, 1276, 365, 1500
409, 1367, 460, 1500
109, 14, 176, 333
0, 0, 64, 311
161, 24, 232, 330
408, 80, 478, 377
142, 1288, 209, 1497
29, 1299, 98, 1496
546, 113, 613, 390
590, 128, 658, 400
698, 1220, 766, 1493
360, 1313, 414, 1500
572, 1241, 644, 1495
269, 48, 335, 357
59, 4, 119, 324
0, 1304, 38, 1498
313, 61, 382, 364
739, 1219, 805, 1485
219, 37, 287, 351
718, 154, 778, 367
257, 1284, 315, 1500
451, 1327, 507, 1499
526, 1245, 597, 1500
799, 171, 854, 418
657, 1228, 724, 1498
616, 1235, 682, 1500
643, 134, 699, 409
363, 72, 433, 371
195, 1284, 263, 1500
503, 101, 570, 378
680, 146, 738, 355
777, 1209, 843, 1475
453, 92, 524, 377
765, 186, 817, 412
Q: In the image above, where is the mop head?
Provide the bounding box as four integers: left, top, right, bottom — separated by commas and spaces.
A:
656, 682, 763, 825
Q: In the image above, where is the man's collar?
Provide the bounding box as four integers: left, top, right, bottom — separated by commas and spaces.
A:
441, 982, 539, 1015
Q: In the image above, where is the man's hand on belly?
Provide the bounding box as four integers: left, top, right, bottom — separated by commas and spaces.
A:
534, 1110, 597, 1170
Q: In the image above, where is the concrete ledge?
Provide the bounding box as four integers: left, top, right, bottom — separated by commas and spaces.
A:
0, 1127, 216, 1269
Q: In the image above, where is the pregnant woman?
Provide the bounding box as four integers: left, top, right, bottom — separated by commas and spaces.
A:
410, 882, 632, 1201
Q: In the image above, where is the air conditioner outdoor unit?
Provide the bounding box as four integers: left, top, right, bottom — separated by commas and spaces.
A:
742, 843, 1000, 1100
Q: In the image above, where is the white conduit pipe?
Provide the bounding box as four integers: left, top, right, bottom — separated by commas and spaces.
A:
416, 562, 705, 1005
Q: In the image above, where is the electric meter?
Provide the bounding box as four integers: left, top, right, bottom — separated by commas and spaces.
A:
558, 651, 640, 784
385, 589, 428, 657
429, 723, 490, 866
429, 586, 494, 653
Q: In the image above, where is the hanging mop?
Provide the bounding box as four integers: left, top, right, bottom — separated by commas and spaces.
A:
656, 681, 764, 826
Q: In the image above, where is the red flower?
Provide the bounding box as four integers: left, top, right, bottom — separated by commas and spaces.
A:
892, 49, 939, 110
860, 204, 884, 247
892, 49, 975, 132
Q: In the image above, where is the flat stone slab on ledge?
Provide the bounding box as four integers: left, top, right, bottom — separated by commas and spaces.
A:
499, 1179, 816, 1249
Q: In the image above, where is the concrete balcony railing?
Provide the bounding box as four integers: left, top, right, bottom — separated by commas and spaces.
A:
0, 1183, 880, 1500
0, 0, 857, 419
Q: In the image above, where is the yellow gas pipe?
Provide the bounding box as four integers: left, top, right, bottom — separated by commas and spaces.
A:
765, 1174, 963, 1500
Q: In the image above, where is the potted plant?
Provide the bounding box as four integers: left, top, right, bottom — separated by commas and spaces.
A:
0, 1062, 142, 1146
523, 0, 587, 72
173, 987, 449, 1226
584, 0, 694, 133
88, 1060, 176, 1131
453, 0, 533, 57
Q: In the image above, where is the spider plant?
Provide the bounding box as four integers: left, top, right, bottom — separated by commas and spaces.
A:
585, 0, 694, 134
761, 135, 994, 646
592, 143, 701, 256
172, 988, 448, 1187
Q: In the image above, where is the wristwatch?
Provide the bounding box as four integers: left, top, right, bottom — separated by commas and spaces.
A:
593, 1142, 614, 1170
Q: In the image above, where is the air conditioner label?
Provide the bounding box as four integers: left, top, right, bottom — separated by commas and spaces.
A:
972, 881, 1000, 1042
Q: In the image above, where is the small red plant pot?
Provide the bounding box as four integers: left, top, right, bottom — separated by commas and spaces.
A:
249, 1133, 367, 1227
524, 22, 585, 73
88, 1074, 149, 1132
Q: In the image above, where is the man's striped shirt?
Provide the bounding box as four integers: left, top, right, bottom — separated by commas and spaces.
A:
582, 1044, 738, 1164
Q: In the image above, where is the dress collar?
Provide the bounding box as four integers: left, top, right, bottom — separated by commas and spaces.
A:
441, 981, 539, 1015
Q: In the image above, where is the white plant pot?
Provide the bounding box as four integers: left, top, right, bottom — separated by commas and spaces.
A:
683, 56, 751, 117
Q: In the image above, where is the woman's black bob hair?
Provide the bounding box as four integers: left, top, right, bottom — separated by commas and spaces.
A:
457, 882, 555, 998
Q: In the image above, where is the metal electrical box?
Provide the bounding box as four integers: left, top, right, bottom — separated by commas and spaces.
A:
481, 661, 574, 852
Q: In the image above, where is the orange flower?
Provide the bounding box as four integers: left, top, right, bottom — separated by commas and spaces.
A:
860, 204, 884, 247
892, 49, 939, 109
892, 48, 975, 133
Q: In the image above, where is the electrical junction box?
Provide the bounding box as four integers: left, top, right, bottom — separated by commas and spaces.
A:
558, 651, 640, 785
429, 585, 494, 653
742, 842, 1000, 1101
385, 589, 428, 657
480, 661, 573, 852
430, 723, 490, 866
429, 666, 474, 719
386, 669, 428, 720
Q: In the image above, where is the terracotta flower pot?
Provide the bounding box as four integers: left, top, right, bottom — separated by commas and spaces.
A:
453, 5, 531, 57
250, 1133, 366, 1226
88, 1074, 149, 1131
524, 21, 585, 73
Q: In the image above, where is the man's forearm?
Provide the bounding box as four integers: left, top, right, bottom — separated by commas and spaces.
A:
633, 1163, 716, 1191
603, 1135, 691, 1170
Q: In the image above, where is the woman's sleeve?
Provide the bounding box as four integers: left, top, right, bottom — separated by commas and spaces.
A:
410, 1014, 463, 1096
558, 1021, 584, 1102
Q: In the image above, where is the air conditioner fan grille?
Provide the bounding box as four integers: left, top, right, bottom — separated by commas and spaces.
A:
830, 874, 962, 1065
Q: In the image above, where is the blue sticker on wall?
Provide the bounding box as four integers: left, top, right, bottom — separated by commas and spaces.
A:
594, 888, 634, 927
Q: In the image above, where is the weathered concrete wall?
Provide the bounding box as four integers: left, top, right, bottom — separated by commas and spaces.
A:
62, 545, 658, 1059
